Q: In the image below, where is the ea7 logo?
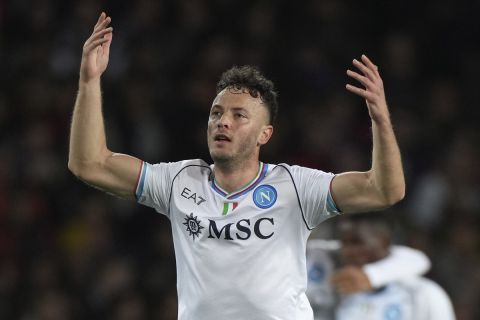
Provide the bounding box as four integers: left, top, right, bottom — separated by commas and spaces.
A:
181, 187, 206, 206
208, 217, 274, 240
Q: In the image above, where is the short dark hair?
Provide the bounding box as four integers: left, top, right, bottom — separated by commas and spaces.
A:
216, 65, 278, 125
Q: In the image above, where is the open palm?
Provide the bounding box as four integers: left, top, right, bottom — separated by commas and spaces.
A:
80, 12, 113, 83
346, 55, 390, 124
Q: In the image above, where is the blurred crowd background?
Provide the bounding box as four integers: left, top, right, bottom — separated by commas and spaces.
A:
1, 0, 480, 319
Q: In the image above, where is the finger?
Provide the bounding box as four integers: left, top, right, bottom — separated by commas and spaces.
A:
361, 54, 379, 73
85, 27, 113, 46
347, 69, 375, 91
331, 280, 349, 288
89, 27, 113, 42
94, 12, 106, 29
85, 28, 113, 45
84, 37, 110, 54
346, 84, 375, 101
94, 15, 111, 32
330, 272, 349, 282
330, 276, 350, 286
92, 26, 113, 39
102, 32, 113, 55
330, 274, 343, 283
353, 58, 377, 82
336, 284, 351, 295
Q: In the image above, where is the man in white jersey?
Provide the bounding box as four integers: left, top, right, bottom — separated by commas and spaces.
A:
68, 12, 405, 320
333, 214, 455, 320
306, 240, 431, 320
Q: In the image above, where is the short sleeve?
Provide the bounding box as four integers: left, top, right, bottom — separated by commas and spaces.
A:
287, 165, 341, 229
135, 161, 185, 217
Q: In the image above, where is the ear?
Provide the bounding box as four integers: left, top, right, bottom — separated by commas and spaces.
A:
257, 125, 274, 146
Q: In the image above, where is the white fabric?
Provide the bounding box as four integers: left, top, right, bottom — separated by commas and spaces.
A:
137, 159, 339, 320
336, 277, 456, 320
363, 246, 431, 288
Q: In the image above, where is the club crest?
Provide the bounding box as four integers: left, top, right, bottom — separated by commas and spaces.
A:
384, 303, 402, 320
253, 185, 277, 209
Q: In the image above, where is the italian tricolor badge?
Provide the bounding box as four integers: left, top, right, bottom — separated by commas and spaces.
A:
222, 202, 238, 216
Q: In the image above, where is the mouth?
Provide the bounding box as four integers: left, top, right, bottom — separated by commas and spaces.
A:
213, 133, 231, 142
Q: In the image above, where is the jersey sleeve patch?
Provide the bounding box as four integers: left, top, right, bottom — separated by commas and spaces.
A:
326, 177, 341, 214
135, 161, 148, 201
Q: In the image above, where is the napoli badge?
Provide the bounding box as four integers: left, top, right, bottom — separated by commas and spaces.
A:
253, 185, 277, 209
384, 304, 402, 320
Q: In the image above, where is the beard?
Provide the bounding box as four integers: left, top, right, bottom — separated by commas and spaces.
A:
209, 150, 234, 164
208, 139, 255, 166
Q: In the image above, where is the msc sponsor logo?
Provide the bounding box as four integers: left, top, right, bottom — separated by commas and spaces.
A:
253, 185, 277, 209
183, 213, 204, 240
208, 217, 274, 240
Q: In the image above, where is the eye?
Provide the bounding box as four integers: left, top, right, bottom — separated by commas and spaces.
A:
210, 111, 221, 118
235, 113, 247, 119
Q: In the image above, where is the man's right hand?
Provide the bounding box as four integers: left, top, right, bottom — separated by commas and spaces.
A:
80, 12, 113, 83
70, 12, 142, 200
330, 266, 373, 295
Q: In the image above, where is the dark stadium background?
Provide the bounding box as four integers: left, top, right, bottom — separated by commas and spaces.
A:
1, 0, 479, 319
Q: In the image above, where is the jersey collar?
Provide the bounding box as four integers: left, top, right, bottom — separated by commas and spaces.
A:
211, 162, 268, 199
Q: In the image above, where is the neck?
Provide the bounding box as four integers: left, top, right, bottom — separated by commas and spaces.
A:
213, 158, 261, 194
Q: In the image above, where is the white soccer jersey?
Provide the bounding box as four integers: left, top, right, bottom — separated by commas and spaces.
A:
336, 277, 456, 320
305, 242, 431, 320
135, 159, 340, 320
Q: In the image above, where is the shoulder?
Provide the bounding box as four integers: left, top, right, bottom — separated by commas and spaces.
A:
412, 277, 450, 297
148, 159, 210, 172
401, 277, 455, 317
270, 163, 334, 179
400, 277, 451, 302
176, 159, 211, 169
162, 158, 210, 167
143, 159, 211, 184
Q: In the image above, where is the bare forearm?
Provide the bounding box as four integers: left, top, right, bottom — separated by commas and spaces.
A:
332, 55, 405, 213
370, 119, 405, 205
68, 79, 111, 173
68, 13, 142, 199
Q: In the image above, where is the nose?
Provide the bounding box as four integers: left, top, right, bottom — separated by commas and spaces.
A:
217, 113, 231, 128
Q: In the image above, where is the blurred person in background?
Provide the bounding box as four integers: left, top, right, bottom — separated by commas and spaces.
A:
332, 214, 455, 320
68, 12, 405, 320
306, 234, 431, 320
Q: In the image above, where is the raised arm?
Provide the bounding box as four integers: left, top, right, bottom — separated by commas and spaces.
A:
68, 12, 142, 199
331, 55, 405, 213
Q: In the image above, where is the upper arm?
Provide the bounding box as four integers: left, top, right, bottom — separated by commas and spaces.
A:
71, 151, 143, 200
286, 165, 340, 228
331, 171, 390, 214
